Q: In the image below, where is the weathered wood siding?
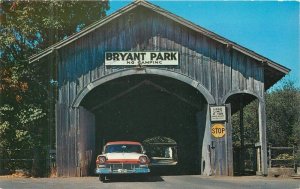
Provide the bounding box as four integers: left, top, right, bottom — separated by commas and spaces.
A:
56, 103, 77, 176
56, 6, 264, 107
78, 107, 95, 176
54, 6, 265, 176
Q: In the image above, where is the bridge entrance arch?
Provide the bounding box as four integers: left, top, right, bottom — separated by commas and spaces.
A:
70, 70, 215, 176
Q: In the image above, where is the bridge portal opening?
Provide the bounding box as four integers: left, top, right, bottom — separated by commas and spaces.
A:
80, 74, 208, 175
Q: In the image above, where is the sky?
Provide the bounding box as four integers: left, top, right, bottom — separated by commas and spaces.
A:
108, 0, 300, 89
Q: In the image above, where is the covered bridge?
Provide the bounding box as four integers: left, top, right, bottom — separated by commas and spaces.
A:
29, 0, 289, 177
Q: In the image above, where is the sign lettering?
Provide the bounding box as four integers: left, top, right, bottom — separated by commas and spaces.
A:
210, 106, 226, 122
211, 123, 226, 138
105, 52, 179, 66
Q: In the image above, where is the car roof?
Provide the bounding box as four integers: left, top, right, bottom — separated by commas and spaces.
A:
106, 141, 142, 145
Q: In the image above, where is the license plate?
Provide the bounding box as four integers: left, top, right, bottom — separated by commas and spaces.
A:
117, 169, 127, 173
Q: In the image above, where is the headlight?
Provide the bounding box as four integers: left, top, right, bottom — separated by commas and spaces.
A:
139, 156, 149, 164
96, 156, 106, 164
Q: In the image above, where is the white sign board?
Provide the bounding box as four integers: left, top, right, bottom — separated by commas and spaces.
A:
105, 51, 179, 66
210, 106, 226, 122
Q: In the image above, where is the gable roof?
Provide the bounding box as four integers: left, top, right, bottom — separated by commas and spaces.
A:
29, 0, 290, 77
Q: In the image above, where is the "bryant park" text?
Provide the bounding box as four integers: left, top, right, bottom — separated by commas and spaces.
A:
106, 52, 178, 61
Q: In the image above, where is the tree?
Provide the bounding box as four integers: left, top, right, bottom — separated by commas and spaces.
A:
230, 79, 300, 173
0, 1, 109, 176
232, 99, 259, 147
266, 79, 300, 146
231, 79, 300, 147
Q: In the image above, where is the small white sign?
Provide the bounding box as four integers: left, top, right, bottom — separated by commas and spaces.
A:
105, 51, 179, 66
210, 106, 226, 122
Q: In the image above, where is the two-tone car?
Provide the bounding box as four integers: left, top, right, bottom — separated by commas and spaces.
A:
95, 141, 150, 181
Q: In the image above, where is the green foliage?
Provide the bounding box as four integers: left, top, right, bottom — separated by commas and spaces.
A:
17, 104, 46, 125
232, 100, 259, 146
0, 1, 109, 175
0, 1, 110, 56
275, 153, 294, 160
232, 79, 300, 147
266, 79, 300, 146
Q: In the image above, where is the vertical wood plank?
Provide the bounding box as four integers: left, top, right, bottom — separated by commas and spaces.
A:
259, 100, 267, 175
231, 50, 239, 91
225, 103, 233, 176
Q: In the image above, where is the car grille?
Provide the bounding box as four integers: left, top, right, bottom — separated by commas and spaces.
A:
105, 163, 140, 171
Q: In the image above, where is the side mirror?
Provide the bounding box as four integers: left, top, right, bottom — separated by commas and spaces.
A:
143, 150, 147, 154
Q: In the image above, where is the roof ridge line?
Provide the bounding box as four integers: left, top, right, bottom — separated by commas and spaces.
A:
28, 0, 290, 75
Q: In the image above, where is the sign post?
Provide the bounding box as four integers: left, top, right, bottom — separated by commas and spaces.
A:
209, 105, 227, 175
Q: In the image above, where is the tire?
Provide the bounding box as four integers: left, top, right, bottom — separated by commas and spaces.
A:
99, 175, 105, 182
139, 173, 148, 181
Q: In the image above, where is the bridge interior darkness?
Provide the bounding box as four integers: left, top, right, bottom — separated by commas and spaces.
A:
81, 75, 208, 175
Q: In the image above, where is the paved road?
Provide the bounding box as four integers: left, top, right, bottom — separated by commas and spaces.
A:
0, 175, 299, 189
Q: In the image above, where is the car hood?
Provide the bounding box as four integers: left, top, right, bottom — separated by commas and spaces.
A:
105, 153, 142, 160
103, 153, 144, 163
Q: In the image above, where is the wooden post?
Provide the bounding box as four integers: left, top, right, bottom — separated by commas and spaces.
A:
239, 95, 245, 175
293, 145, 296, 170
258, 147, 262, 172
196, 110, 207, 174
78, 106, 95, 177
255, 142, 261, 175
225, 104, 233, 176
258, 100, 268, 175
268, 144, 272, 168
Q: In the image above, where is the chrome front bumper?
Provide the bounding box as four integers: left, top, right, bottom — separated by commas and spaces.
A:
96, 163, 150, 174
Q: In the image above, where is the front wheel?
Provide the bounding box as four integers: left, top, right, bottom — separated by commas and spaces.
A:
99, 175, 105, 182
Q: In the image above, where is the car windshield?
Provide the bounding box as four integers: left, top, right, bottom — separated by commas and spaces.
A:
104, 144, 142, 153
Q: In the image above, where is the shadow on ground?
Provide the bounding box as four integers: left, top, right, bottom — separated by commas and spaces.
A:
149, 165, 200, 176
97, 165, 201, 182
103, 175, 164, 183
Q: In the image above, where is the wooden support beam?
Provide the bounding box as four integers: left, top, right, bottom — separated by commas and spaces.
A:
145, 80, 202, 110
226, 103, 233, 176
239, 95, 245, 175
90, 80, 147, 111
91, 79, 201, 111
258, 100, 268, 175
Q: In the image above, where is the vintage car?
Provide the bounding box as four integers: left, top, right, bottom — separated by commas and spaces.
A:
95, 141, 150, 181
